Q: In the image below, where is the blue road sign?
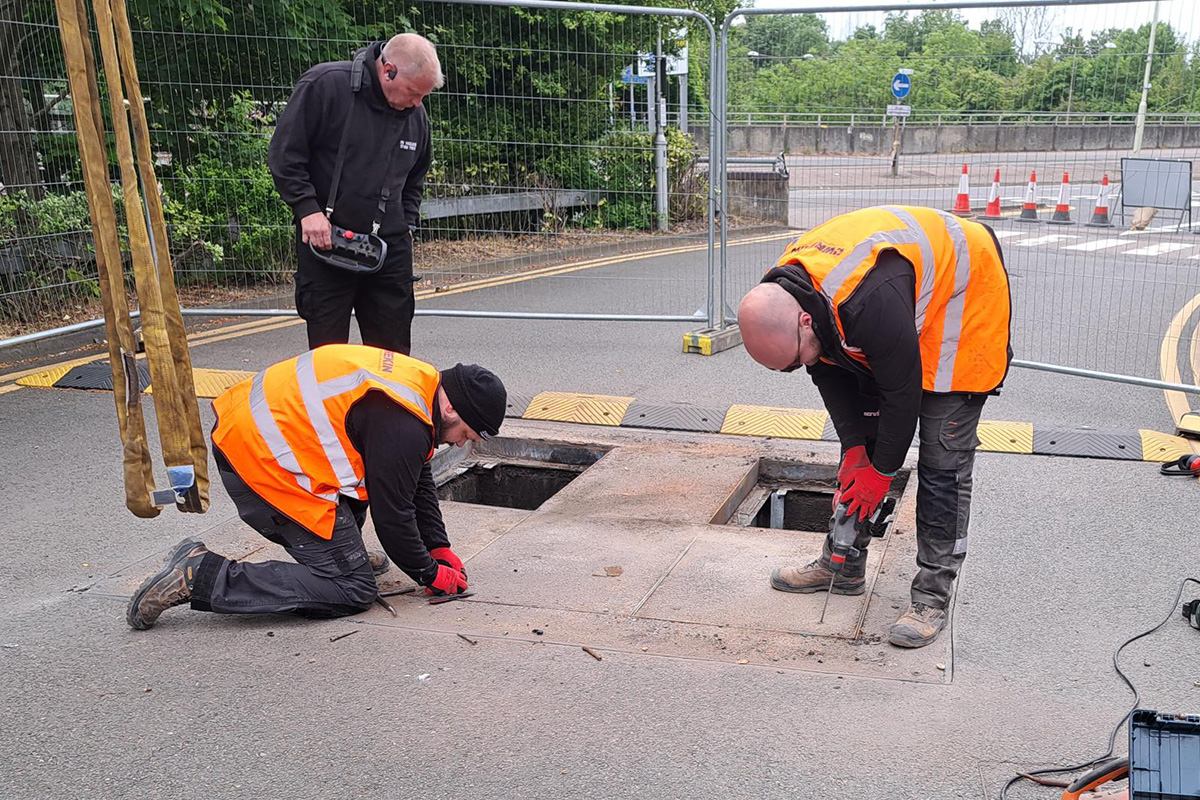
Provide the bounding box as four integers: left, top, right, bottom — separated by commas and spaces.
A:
891, 72, 911, 99
622, 65, 649, 85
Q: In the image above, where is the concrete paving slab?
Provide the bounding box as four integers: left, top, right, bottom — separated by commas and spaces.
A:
533, 437, 760, 525
633, 526, 884, 638
458, 515, 700, 616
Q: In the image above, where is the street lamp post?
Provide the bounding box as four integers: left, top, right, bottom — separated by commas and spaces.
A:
1133, 0, 1161, 154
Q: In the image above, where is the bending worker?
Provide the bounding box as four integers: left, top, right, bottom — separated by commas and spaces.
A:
127, 344, 507, 629
738, 205, 1011, 648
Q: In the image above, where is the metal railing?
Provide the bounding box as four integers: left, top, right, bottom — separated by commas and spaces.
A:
717, 109, 1200, 127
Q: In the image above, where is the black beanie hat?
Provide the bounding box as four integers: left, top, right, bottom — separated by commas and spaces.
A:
439, 364, 507, 439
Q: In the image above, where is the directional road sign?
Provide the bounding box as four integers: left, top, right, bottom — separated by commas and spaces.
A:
891, 72, 911, 100
622, 65, 649, 85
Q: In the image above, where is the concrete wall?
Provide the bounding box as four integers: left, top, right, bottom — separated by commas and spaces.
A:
725, 171, 788, 225
690, 123, 1200, 156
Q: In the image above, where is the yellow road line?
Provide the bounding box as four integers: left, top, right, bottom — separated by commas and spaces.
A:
184, 318, 303, 347
1159, 290, 1200, 426
0, 383, 22, 396
415, 231, 798, 301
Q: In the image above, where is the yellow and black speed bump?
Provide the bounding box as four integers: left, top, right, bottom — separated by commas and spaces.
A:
145, 368, 252, 398
524, 391, 633, 427
1033, 428, 1143, 460
19, 360, 151, 392
1139, 429, 1196, 462
505, 391, 534, 419
18, 363, 250, 399
977, 421, 1034, 454
720, 404, 828, 440
620, 402, 725, 433
11, 357, 1198, 466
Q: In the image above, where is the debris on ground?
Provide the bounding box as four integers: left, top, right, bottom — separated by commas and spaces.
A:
428, 592, 474, 605
582, 647, 602, 661
374, 596, 397, 616
457, 633, 478, 646
532, 629, 544, 635
417, 674, 431, 682
329, 630, 359, 643
592, 565, 624, 578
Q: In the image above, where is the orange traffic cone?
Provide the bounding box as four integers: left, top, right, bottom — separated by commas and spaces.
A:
980, 168, 1002, 220
951, 163, 972, 215
1048, 171, 1074, 225
1087, 174, 1114, 228
1018, 170, 1039, 223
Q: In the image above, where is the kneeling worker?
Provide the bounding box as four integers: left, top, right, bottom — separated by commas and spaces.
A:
127, 344, 507, 629
738, 206, 1011, 648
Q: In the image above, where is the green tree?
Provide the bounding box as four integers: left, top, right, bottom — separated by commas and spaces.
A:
741, 13, 829, 58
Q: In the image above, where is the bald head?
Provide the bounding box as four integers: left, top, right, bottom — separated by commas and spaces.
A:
739, 283, 821, 372
378, 33, 443, 110
383, 33, 444, 87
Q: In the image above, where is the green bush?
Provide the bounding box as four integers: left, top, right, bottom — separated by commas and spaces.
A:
583, 130, 655, 230
576, 129, 706, 231
172, 152, 293, 281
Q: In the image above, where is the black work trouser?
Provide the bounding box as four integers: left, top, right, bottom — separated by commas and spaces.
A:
822, 391, 986, 610
190, 460, 377, 618
294, 227, 415, 353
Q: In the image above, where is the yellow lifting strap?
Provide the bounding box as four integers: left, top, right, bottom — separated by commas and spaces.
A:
53, 0, 210, 516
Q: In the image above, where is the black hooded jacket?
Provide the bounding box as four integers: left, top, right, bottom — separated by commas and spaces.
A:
267, 42, 432, 242
763, 251, 925, 475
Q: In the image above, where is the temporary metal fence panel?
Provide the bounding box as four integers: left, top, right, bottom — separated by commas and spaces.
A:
0, 0, 718, 345
717, 0, 1200, 403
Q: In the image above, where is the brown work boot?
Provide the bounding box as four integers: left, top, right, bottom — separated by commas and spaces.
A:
126, 538, 209, 631
888, 602, 946, 648
769, 560, 866, 595
367, 550, 390, 575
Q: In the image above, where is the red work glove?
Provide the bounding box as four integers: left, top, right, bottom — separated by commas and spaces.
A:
840, 463, 894, 522
429, 546, 465, 577
425, 563, 468, 596
832, 445, 871, 512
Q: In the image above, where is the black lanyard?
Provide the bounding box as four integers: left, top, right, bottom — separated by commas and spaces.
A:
323, 50, 396, 236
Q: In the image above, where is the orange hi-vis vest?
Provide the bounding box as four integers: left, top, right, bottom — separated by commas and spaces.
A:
212, 344, 440, 538
776, 205, 1011, 393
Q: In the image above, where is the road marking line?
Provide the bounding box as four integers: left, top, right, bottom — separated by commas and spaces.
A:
990, 230, 1024, 239
0, 383, 22, 396
1159, 290, 1200, 451
1122, 243, 1193, 257
1014, 235, 1079, 247
416, 231, 798, 300
1062, 238, 1130, 252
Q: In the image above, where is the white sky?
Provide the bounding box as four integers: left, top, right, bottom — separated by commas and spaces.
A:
745, 0, 1199, 46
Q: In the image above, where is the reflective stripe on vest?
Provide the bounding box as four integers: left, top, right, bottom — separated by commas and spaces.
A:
776, 206, 1009, 394
213, 345, 439, 538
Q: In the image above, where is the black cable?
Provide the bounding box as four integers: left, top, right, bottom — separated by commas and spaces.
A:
999, 577, 1200, 800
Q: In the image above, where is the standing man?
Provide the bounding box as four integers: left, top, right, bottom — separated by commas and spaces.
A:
738, 206, 1011, 648
268, 34, 442, 354
127, 345, 507, 629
